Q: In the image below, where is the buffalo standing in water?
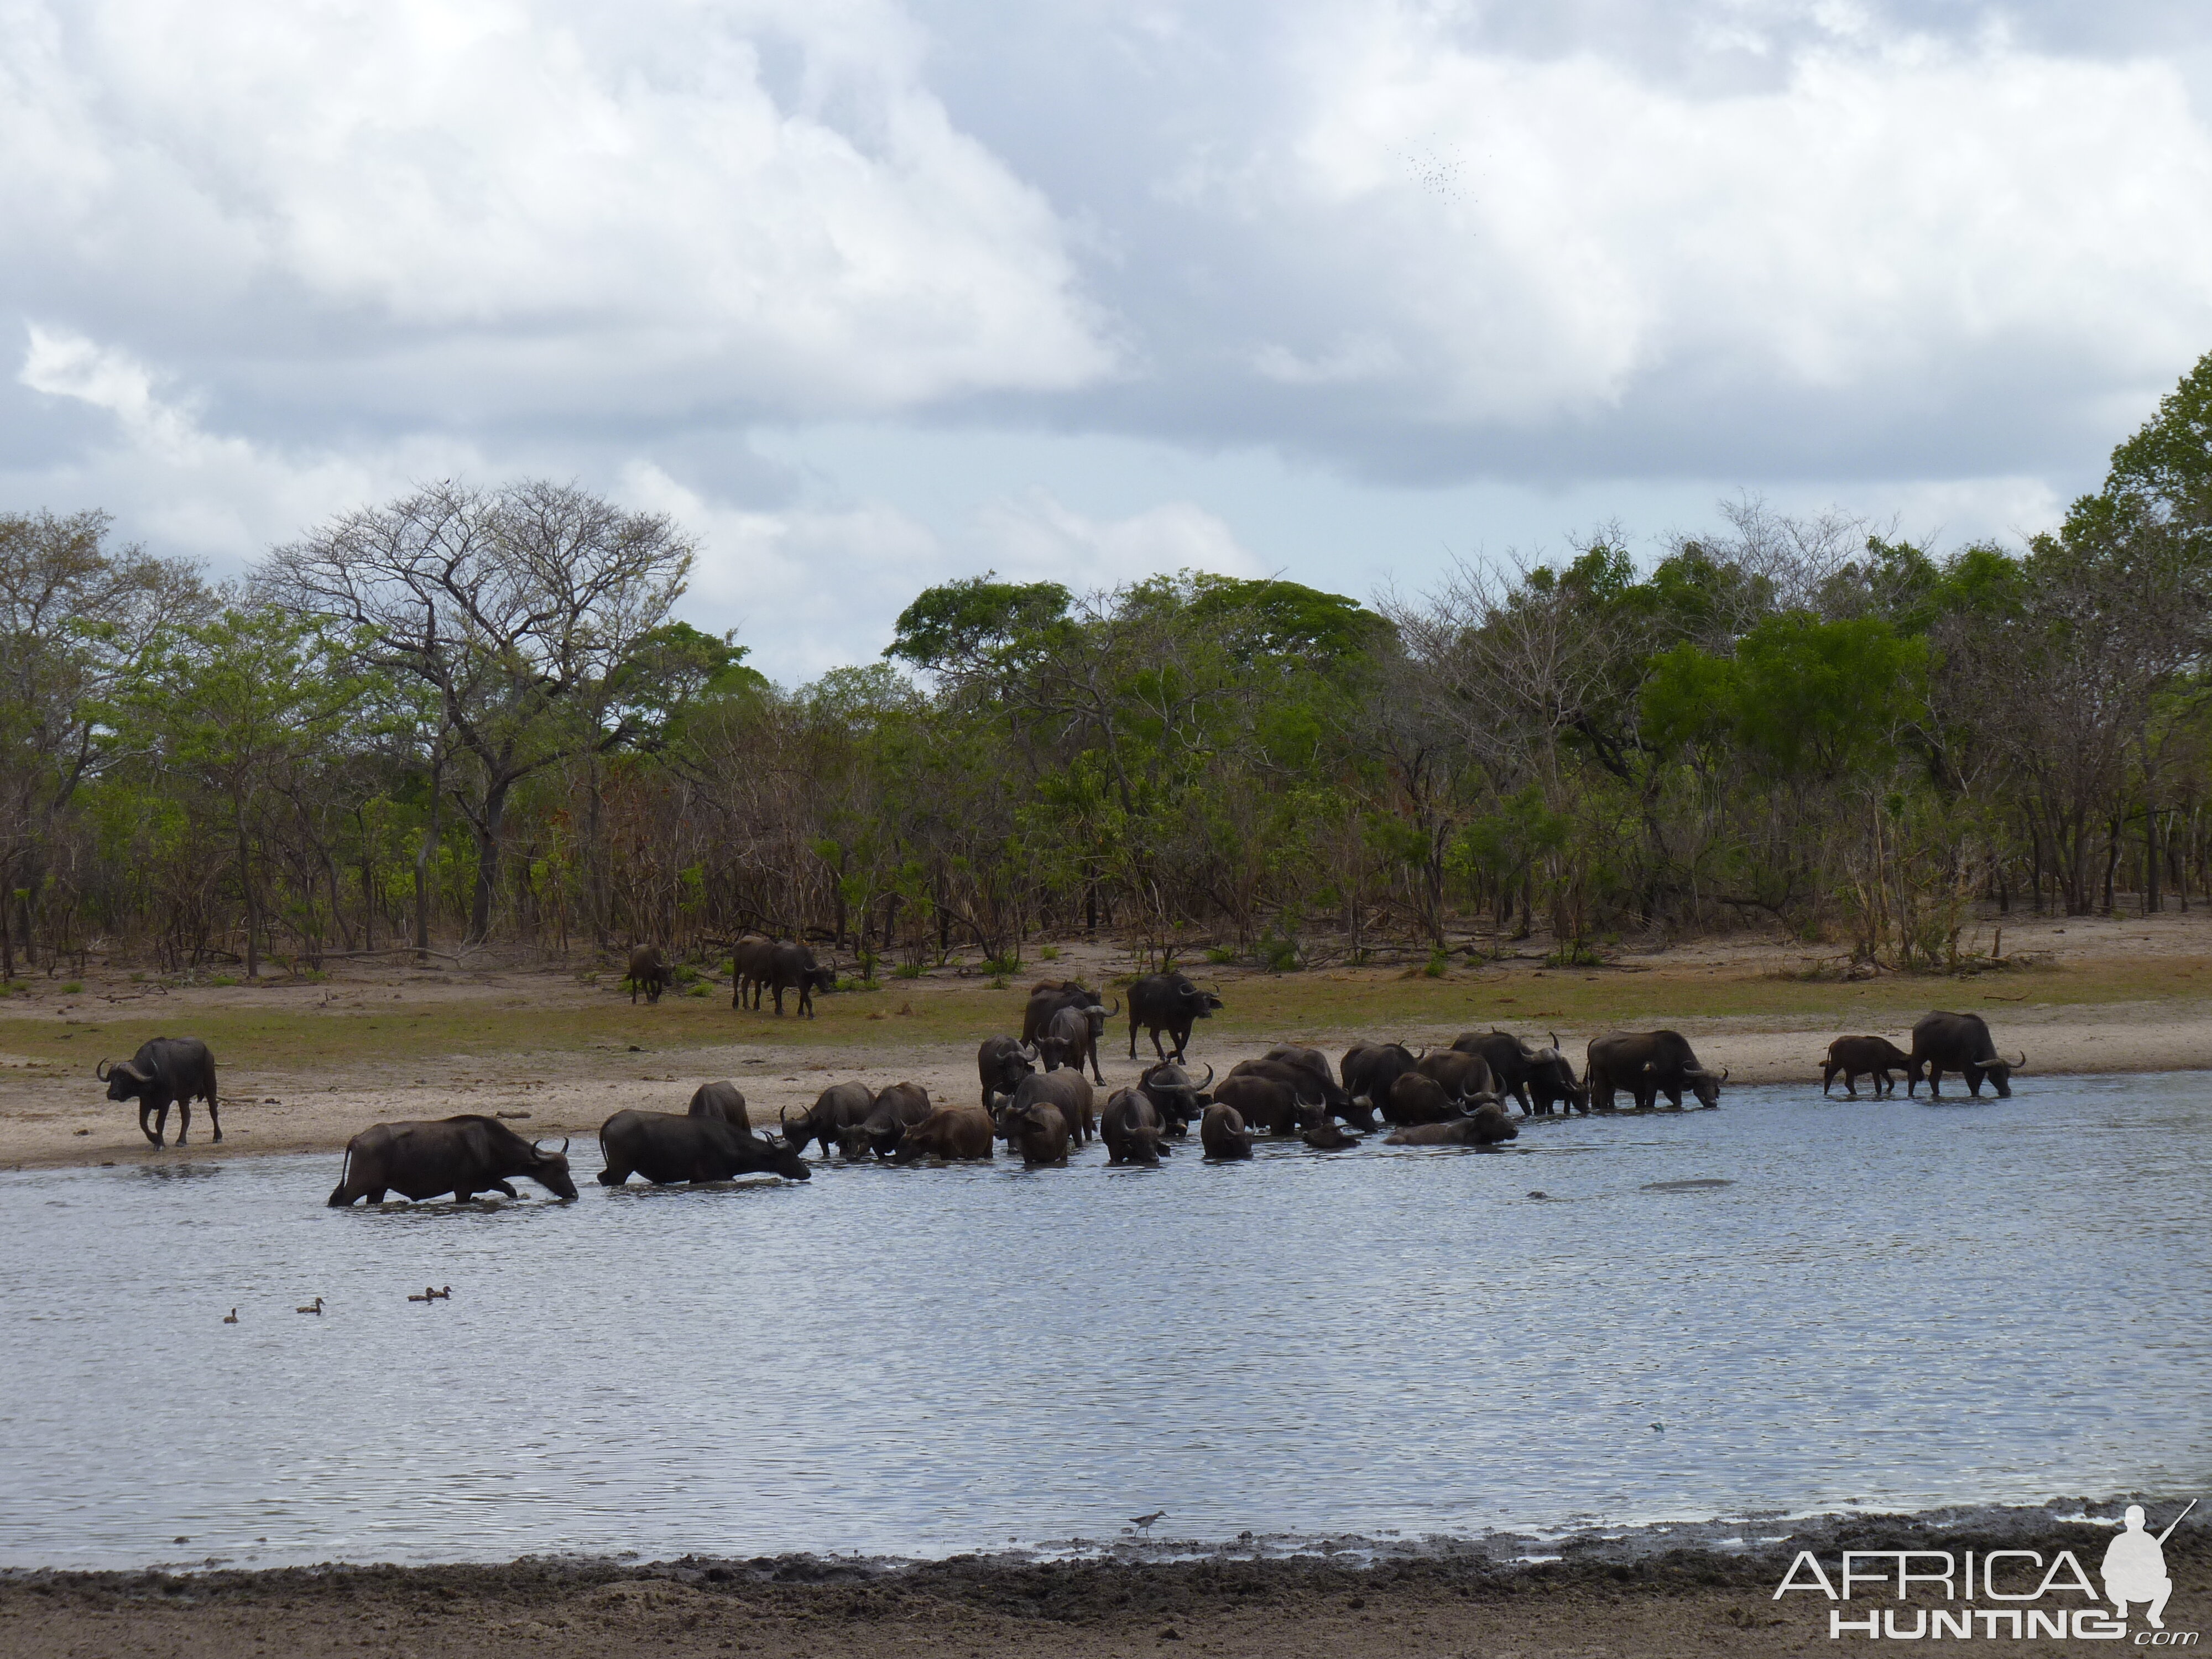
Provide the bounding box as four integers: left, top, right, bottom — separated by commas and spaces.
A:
1100, 1088, 1171, 1165
1001, 1099, 1071, 1167
1820, 1036, 1918, 1098
1006, 1070, 1096, 1146
99, 1037, 222, 1146
597, 1109, 810, 1185
976, 1036, 1039, 1110
891, 1105, 997, 1163
1339, 1042, 1421, 1112
686, 1081, 752, 1130
1909, 1012, 2024, 1098
779, 1082, 875, 1156
625, 946, 675, 1004
1585, 1030, 1726, 1111
1452, 1031, 1588, 1115
839, 1082, 934, 1160
1200, 1101, 1254, 1160
328, 1116, 578, 1205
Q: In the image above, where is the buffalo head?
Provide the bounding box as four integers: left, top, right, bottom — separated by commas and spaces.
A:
1975, 1051, 2026, 1098
97, 1058, 151, 1101
530, 1138, 580, 1201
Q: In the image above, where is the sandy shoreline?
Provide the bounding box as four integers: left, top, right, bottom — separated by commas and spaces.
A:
3, 1502, 2201, 1658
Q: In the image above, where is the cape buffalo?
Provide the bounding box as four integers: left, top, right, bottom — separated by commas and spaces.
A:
1127, 971, 1222, 1061
1039, 996, 1117, 1083
1200, 1100, 1253, 1159
891, 1104, 996, 1162
1386, 1103, 1519, 1146
977, 1036, 1039, 1110
1008, 1070, 1096, 1145
1003, 1099, 1070, 1166
596, 1109, 811, 1185
1136, 1060, 1213, 1135
1101, 1088, 1171, 1165
1213, 1072, 1317, 1135
760, 942, 837, 1018
327, 1116, 578, 1205
1453, 1030, 1587, 1115
1821, 1036, 1919, 1098
1386, 1071, 1486, 1126
841, 1082, 935, 1159
1416, 1050, 1495, 1103
1022, 980, 1099, 1046
729, 935, 775, 1008
99, 1038, 221, 1147
1910, 1013, 2024, 1099
626, 946, 675, 1004
1301, 1117, 1362, 1150
1261, 1045, 1370, 1128
1340, 1042, 1421, 1110
1585, 1030, 1725, 1111
779, 1082, 875, 1156
686, 1081, 751, 1130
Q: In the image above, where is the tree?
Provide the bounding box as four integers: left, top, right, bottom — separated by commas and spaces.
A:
0, 510, 200, 977
267, 481, 694, 942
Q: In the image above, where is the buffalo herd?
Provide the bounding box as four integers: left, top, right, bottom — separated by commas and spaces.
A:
93, 957, 2032, 1201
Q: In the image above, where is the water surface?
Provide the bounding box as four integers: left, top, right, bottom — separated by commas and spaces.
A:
3, 1075, 2205, 1568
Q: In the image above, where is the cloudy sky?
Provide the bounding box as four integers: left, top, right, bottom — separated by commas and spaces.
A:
7, 1, 2211, 681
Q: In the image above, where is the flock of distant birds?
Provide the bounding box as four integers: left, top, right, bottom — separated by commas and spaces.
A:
72, 975, 2026, 1326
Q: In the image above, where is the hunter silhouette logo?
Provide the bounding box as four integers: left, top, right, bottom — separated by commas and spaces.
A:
1773, 1499, 2198, 1641
2106, 1500, 2193, 1630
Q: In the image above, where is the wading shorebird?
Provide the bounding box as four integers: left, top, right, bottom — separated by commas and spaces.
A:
1130, 1511, 1166, 1535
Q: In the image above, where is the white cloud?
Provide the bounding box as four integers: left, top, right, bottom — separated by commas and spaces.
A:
976, 492, 1264, 586
0, 0, 1113, 419
1243, 6, 2212, 427
12, 324, 481, 559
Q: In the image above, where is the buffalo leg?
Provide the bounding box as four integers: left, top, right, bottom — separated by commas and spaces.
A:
365, 1187, 387, 1202
1926, 1066, 1944, 1098
140, 1100, 163, 1146
772, 985, 786, 1016
205, 1090, 222, 1142
175, 1098, 192, 1144
490, 1180, 519, 1198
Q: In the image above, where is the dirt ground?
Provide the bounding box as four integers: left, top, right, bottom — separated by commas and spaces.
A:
7, 907, 2212, 1171
3, 1507, 2201, 1658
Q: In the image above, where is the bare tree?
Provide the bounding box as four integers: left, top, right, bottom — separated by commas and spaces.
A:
265, 481, 693, 943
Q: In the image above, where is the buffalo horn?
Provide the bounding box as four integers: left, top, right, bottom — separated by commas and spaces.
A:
1103, 997, 1121, 1016
96, 1058, 112, 1081
2012, 1051, 2026, 1069
560, 1138, 570, 1154
1718, 1068, 1730, 1084
1549, 1031, 1561, 1052
1196, 1063, 1215, 1090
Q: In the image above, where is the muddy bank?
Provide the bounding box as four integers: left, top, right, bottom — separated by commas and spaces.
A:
3, 1504, 2200, 1658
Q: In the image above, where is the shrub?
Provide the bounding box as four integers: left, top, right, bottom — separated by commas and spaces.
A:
894, 962, 924, 980
1204, 946, 1235, 965
61, 981, 84, 994
211, 974, 238, 988
1039, 945, 1060, 962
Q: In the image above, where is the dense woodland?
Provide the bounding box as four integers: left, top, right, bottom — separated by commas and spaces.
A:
8, 355, 2212, 984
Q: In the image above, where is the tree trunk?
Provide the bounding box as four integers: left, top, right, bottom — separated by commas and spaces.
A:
237, 813, 260, 981
415, 761, 441, 960
2146, 805, 2161, 914
1, 872, 12, 982
467, 778, 512, 945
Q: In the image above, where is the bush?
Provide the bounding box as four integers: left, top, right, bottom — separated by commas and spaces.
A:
988, 974, 1009, 990
981, 955, 1021, 975
210, 974, 238, 988
1543, 942, 1604, 968
1039, 945, 1060, 962
894, 962, 924, 980
1422, 949, 1449, 979
1204, 946, 1235, 964
61, 980, 84, 994
685, 982, 712, 997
